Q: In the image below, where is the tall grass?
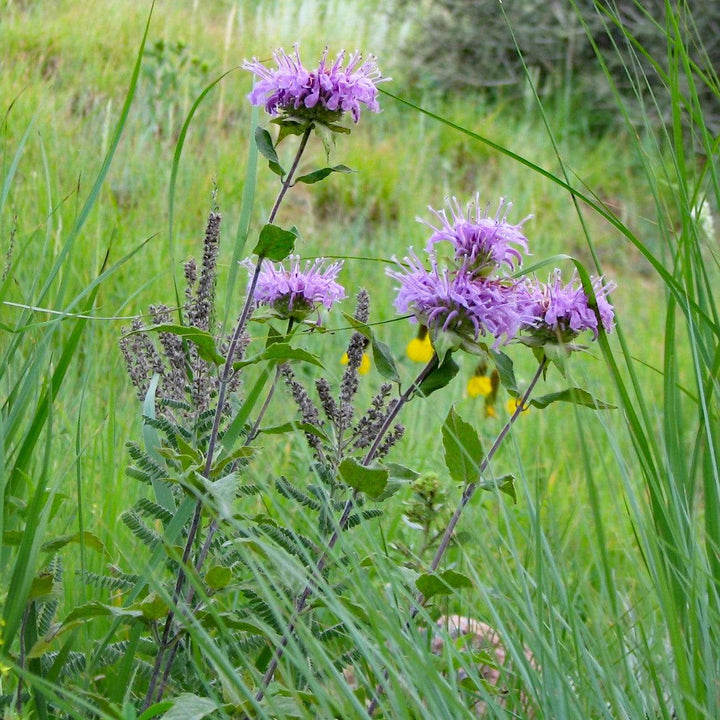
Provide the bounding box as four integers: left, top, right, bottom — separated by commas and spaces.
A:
1, 0, 718, 718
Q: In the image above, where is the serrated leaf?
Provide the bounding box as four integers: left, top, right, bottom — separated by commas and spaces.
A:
205, 565, 232, 590
479, 473, 517, 504
252, 223, 297, 261
442, 406, 483, 485
127, 324, 225, 366
338, 458, 388, 499
490, 350, 519, 395
254, 126, 285, 177
416, 570, 473, 600
294, 164, 354, 184
529, 387, 615, 410
418, 353, 458, 397
371, 339, 400, 383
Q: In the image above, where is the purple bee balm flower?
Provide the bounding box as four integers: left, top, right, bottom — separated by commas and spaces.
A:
243, 44, 387, 124
245, 256, 346, 321
387, 252, 527, 349
522, 270, 616, 342
422, 195, 531, 275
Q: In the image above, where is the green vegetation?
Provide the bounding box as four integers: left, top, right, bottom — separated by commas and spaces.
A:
1, 0, 718, 718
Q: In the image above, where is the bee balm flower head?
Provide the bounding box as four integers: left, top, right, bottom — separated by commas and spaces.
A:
422, 196, 531, 276
387, 252, 527, 351
243, 44, 387, 125
245, 256, 346, 321
521, 270, 615, 344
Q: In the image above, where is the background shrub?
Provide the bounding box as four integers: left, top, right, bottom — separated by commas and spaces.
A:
393, 0, 720, 133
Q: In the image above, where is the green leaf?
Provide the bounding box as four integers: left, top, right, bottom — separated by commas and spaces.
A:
490, 350, 519, 395
272, 116, 309, 144
233, 342, 324, 371
529, 387, 615, 410
479, 473, 517, 504
137, 702, 174, 720
262, 342, 324, 367
442, 406, 483, 485
252, 223, 297, 261
139, 592, 168, 621
63, 602, 143, 624
29, 573, 56, 601
41, 531, 108, 556
384, 463, 420, 482
418, 353, 458, 397
341, 312, 373, 341
182, 472, 239, 519
259, 421, 328, 441
209, 446, 257, 478
127, 324, 225, 366
294, 164, 354, 184
161, 693, 218, 720
416, 569, 473, 600
338, 458, 389, 499
254, 126, 284, 177
205, 565, 232, 590
373, 463, 420, 501
371, 339, 400, 383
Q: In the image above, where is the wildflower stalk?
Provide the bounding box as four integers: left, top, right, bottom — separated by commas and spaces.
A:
143, 125, 313, 710
153, 323, 296, 699
366, 354, 549, 716
251, 352, 440, 709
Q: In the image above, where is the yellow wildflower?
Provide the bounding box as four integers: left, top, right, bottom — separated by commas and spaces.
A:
341, 351, 371, 375
406, 335, 434, 363
467, 375, 493, 398
507, 397, 530, 414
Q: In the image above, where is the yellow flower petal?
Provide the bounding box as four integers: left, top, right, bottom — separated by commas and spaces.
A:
467, 375, 493, 398
359, 352, 371, 375
341, 352, 371, 374
507, 397, 530, 414
406, 335, 434, 363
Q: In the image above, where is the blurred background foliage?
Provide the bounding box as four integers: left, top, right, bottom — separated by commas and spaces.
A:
392, 0, 720, 135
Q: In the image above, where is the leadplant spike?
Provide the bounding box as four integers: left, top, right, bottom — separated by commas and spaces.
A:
275, 476, 323, 512
121, 510, 162, 550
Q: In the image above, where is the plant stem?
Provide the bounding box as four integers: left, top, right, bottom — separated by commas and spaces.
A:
142, 125, 313, 710
153, 323, 298, 693
250, 353, 440, 709
366, 355, 549, 716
